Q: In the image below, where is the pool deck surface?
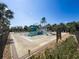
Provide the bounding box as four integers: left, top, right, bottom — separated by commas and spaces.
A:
10, 32, 69, 59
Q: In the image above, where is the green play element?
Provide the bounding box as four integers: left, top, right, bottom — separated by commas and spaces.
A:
30, 25, 37, 31
28, 31, 43, 36
28, 25, 43, 36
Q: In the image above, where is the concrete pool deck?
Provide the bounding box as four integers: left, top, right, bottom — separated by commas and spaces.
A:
10, 32, 69, 59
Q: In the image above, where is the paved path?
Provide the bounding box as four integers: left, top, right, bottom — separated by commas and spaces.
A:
9, 34, 19, 59
10, 32, 69, 59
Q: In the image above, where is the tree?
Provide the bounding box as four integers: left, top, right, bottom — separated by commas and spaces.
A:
24, 25, 28, 31
0, 3, 13, 34
66, 21, 77, 33
58, 23, 66, 32
52, 24, 58, 31
17, 26, 23, 32
0, 3, 14, 59
46, 24, 52, 31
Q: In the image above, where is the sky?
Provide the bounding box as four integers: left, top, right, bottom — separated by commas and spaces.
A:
1, 0, 79, 26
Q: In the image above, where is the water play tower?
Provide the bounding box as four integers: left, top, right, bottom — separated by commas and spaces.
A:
28, 17, 47, 36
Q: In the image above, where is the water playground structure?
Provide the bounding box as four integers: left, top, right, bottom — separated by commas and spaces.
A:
28, 24, 48, 36
28, 17, 49, 36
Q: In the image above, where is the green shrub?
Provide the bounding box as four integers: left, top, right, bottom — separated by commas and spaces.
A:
29, 36, 79, 59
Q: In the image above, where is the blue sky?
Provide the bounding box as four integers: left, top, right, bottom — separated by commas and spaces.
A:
1, 0, 79, 26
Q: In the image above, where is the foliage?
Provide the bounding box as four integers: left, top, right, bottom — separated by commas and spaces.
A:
29, 36, 79, 59
24, 25, 28, 31
0, 3, 14, 34
10, 17, 79, 34
0, 3, 14, 59
10, 26, 23, 32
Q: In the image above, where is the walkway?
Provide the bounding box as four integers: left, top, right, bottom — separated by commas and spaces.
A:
10, 32, 69, 59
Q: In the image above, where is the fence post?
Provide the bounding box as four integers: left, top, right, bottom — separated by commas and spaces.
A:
28, 49, 31, 56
